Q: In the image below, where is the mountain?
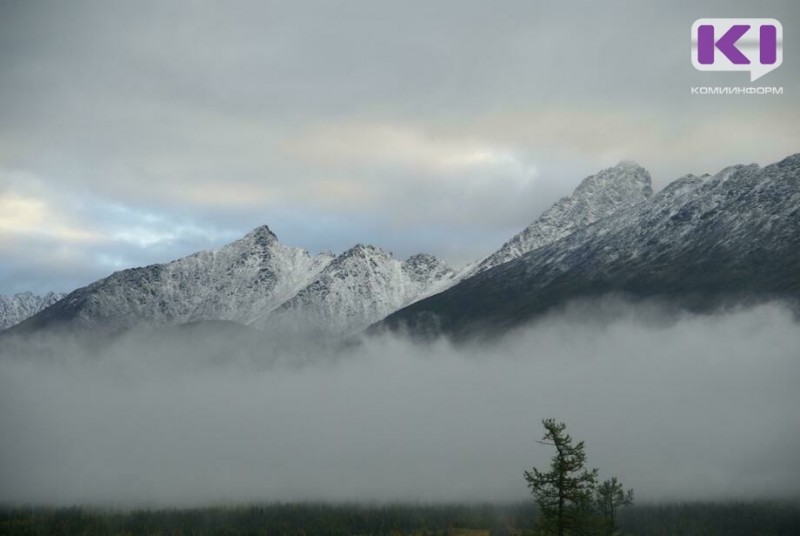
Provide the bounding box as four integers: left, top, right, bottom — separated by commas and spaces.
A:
377, 154, 800, 339
11, 226, 334, 334
8, 155, 799, 343
8, 226, 455, 338
255, 246, 455, 338
467, 161, 653, 276
0, 291, 65, 330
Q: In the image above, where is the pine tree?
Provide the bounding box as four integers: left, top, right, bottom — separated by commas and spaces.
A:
595, 477, 633, 535
524, 419, 598, 536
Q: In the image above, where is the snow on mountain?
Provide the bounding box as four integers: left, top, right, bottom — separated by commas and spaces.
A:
14, 225, 334, 334
11, 154, 799, 343
466, 161, 653, 276
9, 225, 455, 339
0, 162, 656, 339
379, 154, 800, 339
0, 291, 65, 330
253, 246, 456, 338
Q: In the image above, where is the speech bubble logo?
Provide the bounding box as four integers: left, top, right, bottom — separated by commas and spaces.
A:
692, 18, 783, 82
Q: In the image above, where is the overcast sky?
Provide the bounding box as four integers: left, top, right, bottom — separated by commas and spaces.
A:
1, 0, 798, 294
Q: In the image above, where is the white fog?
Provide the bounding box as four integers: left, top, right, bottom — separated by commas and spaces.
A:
1, 300, 798, 507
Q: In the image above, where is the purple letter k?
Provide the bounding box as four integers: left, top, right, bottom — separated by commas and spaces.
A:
698, 24, 750, 64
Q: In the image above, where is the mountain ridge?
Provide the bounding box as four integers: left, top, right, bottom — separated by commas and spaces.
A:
376, 154, 800, 339
5, 227, 455, 339
255, 244, 456, 338
464, 160, 653, 278
0, 292, 66, 330
5, 154, 799, 343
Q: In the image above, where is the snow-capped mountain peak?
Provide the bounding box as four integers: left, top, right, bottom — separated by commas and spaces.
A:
469, 161, 653, 275
10, 225, 334, 333
240, 224, 279, 246
8, 226, 456, 339
253, 245, 456, 338
402, 253, 454, 283
13, 154, 800, 343
379, 154, 800, 339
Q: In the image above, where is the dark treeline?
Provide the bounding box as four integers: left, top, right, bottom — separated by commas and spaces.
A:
617, 501, 800, 536
0, 503, 534, 536
1, 501, 799, 535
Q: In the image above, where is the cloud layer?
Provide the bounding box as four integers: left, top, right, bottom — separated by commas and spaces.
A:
1, 301, 798, 506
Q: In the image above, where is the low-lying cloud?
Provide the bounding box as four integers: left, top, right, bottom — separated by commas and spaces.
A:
1, 301, 799, 507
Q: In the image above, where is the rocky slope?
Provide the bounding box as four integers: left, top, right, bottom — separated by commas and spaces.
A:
257, 246, 455, 338
8, 226, 455, 338
377, 154, 800, 339
9, 154, 800, 343
11, 226, 334, 334
466, 161, 653, 277
0, 292, 65, 330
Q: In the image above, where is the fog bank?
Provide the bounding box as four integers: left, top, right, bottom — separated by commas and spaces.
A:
1, 302, 799, 506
